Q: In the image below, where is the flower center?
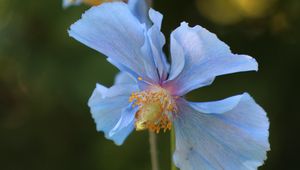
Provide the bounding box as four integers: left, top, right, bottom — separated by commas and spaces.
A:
129, 85, 177, 133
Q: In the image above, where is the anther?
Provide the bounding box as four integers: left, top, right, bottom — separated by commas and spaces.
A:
129, 86, 177, 133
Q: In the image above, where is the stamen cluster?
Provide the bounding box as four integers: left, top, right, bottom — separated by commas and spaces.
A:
129, 86, 177, 133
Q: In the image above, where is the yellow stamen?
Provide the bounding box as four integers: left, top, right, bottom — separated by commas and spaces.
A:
138, 77, 143, 81
129, 86, 177, 133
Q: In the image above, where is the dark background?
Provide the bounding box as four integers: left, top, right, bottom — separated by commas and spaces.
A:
1, 0, 299, 169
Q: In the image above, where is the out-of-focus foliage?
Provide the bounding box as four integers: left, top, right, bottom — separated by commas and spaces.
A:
0, 0, 300, 170
196, 0, 277, 25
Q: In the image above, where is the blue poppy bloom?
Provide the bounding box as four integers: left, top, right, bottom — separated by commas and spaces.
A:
69, 1, 270, 169
62, 0, 131, 8
63, 0, 82, 8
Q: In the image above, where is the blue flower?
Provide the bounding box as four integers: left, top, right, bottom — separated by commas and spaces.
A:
69, 1, 270, 169
63, 0, 82, 8
62, 0, 137, 8
62, 0, 107, 8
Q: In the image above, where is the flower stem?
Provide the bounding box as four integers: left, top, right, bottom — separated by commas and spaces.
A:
149, 131, 159, 170
171, 127, 177, 170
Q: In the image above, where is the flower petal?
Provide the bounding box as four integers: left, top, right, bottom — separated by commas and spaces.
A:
88, 83, 138, 145
189, 94, 243, 114
149, 8, 162, 30
146, 9, 169, 80
109, 103, 138, 138
165, 22, 258, 95
114, 72, 136, 85
173, 93, 269, 170
167, 32, 185, 81
128, 0, 151, 27
69, 2, 159, 82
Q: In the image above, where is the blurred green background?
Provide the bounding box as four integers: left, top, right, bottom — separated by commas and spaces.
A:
1, 0, 299, 169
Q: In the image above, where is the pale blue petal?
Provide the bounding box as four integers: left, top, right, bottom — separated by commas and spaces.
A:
173, 94, 269, 170
109, 58, 154, 91
107, 58, 140, 81
103, 84, 138, 98
109, 103, 138, 141
146, 9, 169, 80
165, 22, 258, 96
128, 0, 151, 27
114, 72, 136, 85
189, 94, 243, 114
108, 120, 135, 146
88, 83, 138, 145
149, 8, 163, 30
69, 2, 159, 82
167, 33, 185, 81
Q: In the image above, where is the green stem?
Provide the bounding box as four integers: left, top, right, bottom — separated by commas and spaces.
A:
171, 127, 177, 170
149, 131, 159, 170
